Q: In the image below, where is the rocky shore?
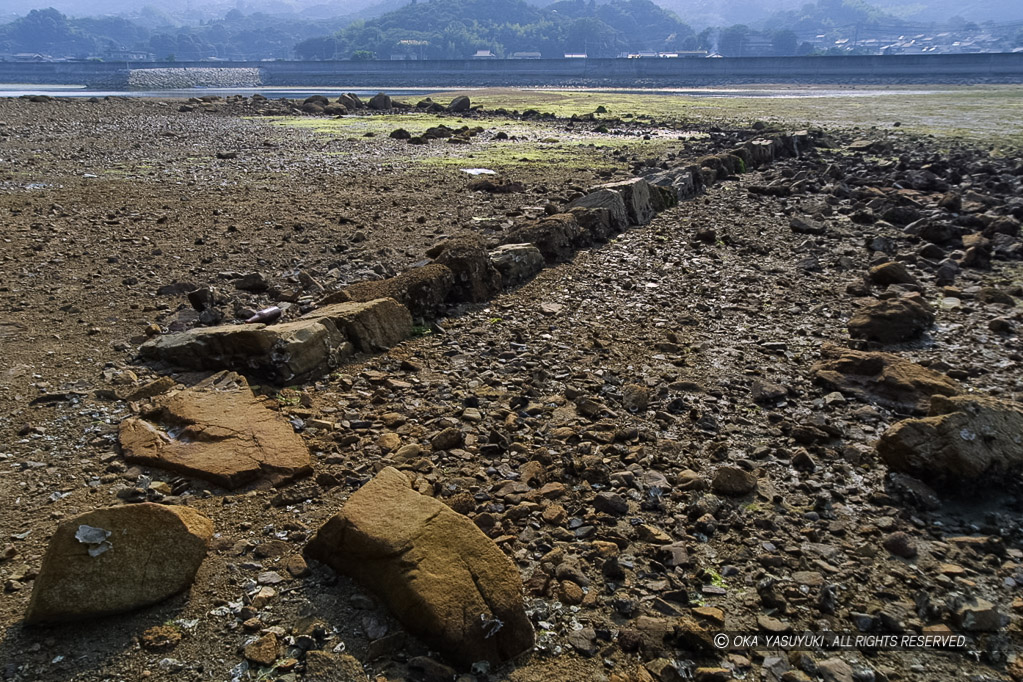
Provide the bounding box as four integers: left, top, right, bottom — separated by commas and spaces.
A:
0, 91, 1021, 682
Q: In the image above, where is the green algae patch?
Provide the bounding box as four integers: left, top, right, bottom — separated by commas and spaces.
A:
433, 86, 1023, 151
260, 113, 685, 171
415, 141, 611, 171
414, 135, 679, 172
264, 113, 522, 137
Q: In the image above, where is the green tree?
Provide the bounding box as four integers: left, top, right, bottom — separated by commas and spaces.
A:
294, 36, 338, 59
565, 17, 620, 56
771, 29, 798, 56
718, 24, 749, 56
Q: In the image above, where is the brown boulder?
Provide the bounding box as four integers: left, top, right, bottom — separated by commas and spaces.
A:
344, 265, 454, 319
368, 92, 391, 110
304, 467, 534, 668
338, 93, 363, 110
711, 466, 757, 496
812, 343, 959, 414
25, 503, 212, 623
447, 95, 471, 113
427, 236, 503, 303
877, 394, 1023, 486
869, 261, 917, 287
119, 372, 312, 489
848, 295, 934, 344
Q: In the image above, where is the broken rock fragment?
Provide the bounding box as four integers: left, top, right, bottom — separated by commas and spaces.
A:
119, 372, 311, 489
25, 503, 212, 623
304, 467, 534, 668
502, 213, 582, 264
567, 188, 629, 234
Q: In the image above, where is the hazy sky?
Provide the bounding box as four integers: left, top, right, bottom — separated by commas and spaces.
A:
3, 0, 1023, 27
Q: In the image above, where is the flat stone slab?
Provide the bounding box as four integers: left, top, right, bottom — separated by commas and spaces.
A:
119, 372, 312, 489
140, 318, 343, 383
305, 466, 534, 668
813, 343, 959, 415
26, 503, 213, 623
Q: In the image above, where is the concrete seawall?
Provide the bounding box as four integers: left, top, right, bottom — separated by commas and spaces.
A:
2, 53, 1022, 89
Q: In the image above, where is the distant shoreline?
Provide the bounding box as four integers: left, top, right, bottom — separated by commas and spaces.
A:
1, 53, 1021, 91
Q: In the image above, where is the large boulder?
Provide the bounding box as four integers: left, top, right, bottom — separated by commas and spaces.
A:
744, 139, 775, 167
427, 236, 502, 303
367, 92, 391, 110
503, 213, 582, 264
119, 371, 312, 489
303, 298, 412, 353
848, 295, 934, 344
305, 467, 534, 668
646, 169, 698, 201
140, 299, 411, 381
594, 178, 655, 226
447, 95, 471, 112
344, 265, 454, 320
140, 318, 343, 383
877, 395, 1023, 486
648, 184, 678, 212
567, 189, 629, 234
338, 93, 364, 110
812, 344, 959, 415
489, 244, 545, 287
568, 206, 615, 244
25, 503, 212, 623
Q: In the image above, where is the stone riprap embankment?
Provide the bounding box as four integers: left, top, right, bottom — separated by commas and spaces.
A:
126, 67, 261, 89
139, 93, 812, 383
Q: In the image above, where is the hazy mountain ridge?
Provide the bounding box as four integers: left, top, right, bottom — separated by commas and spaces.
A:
1, 0, 1020, 59
2, 0, 1022, 27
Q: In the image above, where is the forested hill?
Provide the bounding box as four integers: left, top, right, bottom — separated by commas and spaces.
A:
295, 0, 698, 60
2, 0, 1020, 61
0, 7, 347, 60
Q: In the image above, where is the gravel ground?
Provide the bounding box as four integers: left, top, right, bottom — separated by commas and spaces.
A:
0, 92, 1021, 682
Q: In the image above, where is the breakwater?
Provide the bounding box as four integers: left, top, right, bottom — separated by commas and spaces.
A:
126, 67, 260, 89
1, 53, 1022, 89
